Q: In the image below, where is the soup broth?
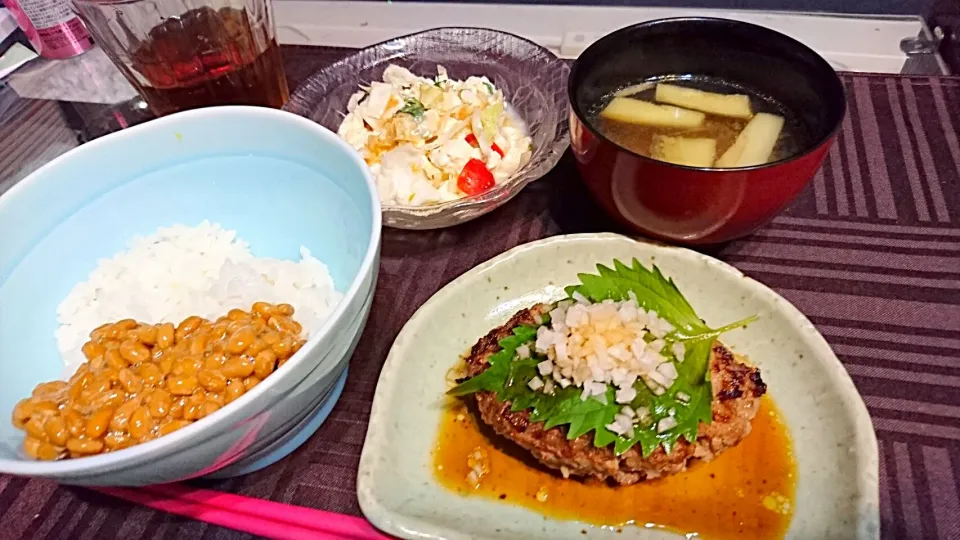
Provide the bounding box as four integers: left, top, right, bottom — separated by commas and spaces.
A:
592, 75, 808, 168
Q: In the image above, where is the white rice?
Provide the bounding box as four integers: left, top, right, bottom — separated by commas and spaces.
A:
55, 221, 343, 377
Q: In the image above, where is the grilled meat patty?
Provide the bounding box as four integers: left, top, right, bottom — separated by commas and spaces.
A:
463, 304, 767, 485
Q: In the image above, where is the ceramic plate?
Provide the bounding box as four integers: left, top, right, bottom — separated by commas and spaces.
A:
358, 233, 878, 539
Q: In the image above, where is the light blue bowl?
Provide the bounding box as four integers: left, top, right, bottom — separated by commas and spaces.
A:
0, 106, 381, 486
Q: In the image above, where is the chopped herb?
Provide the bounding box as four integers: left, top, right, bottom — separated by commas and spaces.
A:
398, 98, 426, 120
483, 81, 495, 94
449, 258, 756, 457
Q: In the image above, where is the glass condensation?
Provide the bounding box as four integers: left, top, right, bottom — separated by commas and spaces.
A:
72, 0, 289, 115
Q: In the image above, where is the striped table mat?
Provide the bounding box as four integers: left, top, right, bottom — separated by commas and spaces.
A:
0, 59, 957, 540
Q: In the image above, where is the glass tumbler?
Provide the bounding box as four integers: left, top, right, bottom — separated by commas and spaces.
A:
72, 0, 289, 116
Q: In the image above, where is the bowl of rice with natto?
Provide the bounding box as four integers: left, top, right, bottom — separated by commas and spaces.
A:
0, 106, 381, 486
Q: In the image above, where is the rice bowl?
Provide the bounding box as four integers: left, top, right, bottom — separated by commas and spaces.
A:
0, 106, 381, 485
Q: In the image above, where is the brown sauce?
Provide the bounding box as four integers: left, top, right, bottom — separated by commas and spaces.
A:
433, 396, 796, 539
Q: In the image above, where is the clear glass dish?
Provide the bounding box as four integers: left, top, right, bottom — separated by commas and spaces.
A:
285, 27, 570, 229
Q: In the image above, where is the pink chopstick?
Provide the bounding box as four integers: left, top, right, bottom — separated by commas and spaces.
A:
94, 484, 390, 540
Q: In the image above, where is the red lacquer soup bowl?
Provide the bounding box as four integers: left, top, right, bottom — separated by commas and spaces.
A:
568, 17, 846, 245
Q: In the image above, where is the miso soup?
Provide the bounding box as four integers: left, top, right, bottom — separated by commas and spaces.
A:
592, 75, 808, 168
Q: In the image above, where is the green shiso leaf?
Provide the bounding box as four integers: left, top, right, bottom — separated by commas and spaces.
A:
565, 259, 703, 335
448, 258, 754, 457
446, 324, 537, 397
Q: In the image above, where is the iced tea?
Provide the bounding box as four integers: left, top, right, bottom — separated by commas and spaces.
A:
73, 0, 288, 116
128, 7, 288, 115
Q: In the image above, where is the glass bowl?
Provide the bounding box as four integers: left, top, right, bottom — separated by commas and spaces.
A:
285, 27, 570, 230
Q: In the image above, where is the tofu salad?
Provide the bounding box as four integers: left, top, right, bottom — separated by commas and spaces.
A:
337, 65, 533, 206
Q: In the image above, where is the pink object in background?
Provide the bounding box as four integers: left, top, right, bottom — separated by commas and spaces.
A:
5, 0, 92, 58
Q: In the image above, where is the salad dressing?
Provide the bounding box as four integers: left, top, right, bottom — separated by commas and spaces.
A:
434, 396, 796, 539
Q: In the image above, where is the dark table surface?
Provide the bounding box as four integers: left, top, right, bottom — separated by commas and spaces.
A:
0, 45, 959, 540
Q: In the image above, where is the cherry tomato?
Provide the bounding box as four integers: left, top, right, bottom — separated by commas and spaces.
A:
465, 133, 505, 158
457, 158, 496, 195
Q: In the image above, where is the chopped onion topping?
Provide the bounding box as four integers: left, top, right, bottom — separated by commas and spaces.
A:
579, 381, 607, 401
656, 362, 679, 381
646, 370, 670, 388
606, 412, 636, 437
537, 360, 553, 376
615, 385, 637, 404
671, 342, 686, 361
657, 417, 678, 433
520, 297, 696, 440
530, 297, 676, 398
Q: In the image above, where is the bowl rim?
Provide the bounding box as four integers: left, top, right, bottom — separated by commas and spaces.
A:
0, 105, 382, 477
285, 26, 570, 217
567, 16, 847, 173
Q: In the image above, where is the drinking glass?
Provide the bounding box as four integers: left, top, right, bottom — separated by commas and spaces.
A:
72, 0, 289, 115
